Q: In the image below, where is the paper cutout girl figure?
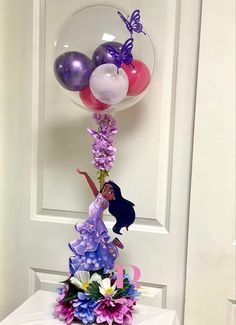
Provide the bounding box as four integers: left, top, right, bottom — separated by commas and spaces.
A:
69, 168, 135, 274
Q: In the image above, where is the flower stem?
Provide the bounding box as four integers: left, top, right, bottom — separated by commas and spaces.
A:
99, 170, 106, 191
98, 170, 110, 190
98, 170, 108, 220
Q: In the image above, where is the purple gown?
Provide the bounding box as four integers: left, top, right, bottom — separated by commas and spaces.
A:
69, 194, 118, 274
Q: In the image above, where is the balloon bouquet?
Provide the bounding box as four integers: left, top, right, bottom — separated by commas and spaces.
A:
54, 4, 155, 112
53, 4, 155, 325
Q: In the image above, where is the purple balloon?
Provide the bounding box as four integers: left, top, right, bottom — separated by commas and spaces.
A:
92, 42, 123, 67
54, 51, 95, 91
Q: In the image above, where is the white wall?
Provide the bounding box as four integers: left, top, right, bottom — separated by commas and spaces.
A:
0, 0, 33, 319
184, 0, 235, 324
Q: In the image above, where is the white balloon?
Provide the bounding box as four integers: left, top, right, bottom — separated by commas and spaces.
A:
89, 63, 128, 105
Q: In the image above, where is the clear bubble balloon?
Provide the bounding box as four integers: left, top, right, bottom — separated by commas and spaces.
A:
53, 4, 156, 112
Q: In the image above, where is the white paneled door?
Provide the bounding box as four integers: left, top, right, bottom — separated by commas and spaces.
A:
1, 0, 201, 323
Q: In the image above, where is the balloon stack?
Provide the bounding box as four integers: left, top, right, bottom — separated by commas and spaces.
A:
54, 5, 155, 112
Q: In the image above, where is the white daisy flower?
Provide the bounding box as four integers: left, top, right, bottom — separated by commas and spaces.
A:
99, 277, 117, 297
70, 270, 102, 291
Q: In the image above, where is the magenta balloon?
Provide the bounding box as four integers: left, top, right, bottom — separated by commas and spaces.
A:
92, 42, 123, 67
54, 51, 95, 91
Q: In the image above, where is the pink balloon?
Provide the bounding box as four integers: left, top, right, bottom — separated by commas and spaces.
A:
121, 59, 151, 96
80, 86, 110, 111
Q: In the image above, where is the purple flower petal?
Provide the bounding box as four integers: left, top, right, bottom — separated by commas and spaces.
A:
88, 113, 118, 171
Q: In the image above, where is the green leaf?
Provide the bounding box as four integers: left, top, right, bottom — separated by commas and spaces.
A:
62, 292, 77, 303
113, 278, 131, 299
87, 281, 103, 300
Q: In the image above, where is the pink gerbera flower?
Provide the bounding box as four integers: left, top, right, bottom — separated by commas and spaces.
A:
94, 296, 135, 325
54, 284, 77, 325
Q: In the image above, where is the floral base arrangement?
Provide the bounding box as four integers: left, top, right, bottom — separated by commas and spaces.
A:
54, 269, 140, 325
53, 111, 140, 325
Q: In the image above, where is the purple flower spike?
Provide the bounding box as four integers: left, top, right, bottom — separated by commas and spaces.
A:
88, 113, 118, 171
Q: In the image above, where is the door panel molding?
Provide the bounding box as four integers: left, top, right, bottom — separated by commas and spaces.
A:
31, 0, 184, 233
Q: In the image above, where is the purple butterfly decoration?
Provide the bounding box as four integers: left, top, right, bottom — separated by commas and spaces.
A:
107, 37, 134, 70
117, 9, 146, 36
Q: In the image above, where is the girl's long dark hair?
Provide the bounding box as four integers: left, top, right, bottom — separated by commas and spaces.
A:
101, 181, 135, 235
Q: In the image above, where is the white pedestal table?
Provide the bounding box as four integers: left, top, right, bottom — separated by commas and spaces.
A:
1, 290, 180, 325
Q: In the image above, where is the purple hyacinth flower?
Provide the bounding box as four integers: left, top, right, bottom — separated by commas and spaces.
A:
88, 113, 118, 171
